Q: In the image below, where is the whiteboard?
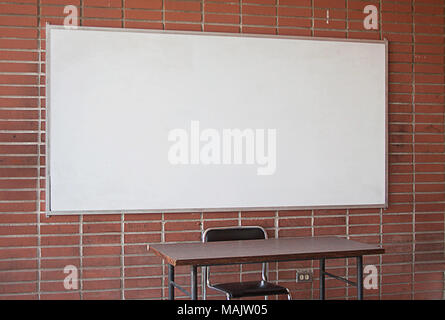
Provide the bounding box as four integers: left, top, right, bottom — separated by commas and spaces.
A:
46, 25, 387, 214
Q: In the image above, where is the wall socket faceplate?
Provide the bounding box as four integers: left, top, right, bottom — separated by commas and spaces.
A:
296, 269, 313, 283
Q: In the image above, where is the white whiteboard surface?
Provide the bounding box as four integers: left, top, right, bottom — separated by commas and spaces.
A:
47, 25, 387, 214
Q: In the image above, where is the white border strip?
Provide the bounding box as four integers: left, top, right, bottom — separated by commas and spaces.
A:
45, 24, 388, 216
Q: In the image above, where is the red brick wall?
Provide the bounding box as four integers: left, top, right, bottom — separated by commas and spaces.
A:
0, 0, 444, 300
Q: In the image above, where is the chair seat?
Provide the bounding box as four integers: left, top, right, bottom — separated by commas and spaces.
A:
211, 280, 289, 299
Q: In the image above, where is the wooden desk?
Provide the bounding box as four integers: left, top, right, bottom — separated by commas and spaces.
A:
148, 236, 384, 300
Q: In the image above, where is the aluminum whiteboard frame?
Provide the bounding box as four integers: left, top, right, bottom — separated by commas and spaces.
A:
45, 24, 388, 216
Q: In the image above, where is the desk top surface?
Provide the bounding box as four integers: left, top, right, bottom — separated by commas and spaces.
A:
148, 236, 384, 266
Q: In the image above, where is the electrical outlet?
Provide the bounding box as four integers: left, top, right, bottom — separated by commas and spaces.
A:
296, 269, 313, 283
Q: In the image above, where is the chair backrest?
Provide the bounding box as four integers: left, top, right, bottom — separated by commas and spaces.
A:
201, 226, 268, 299
203, 226, 267, 243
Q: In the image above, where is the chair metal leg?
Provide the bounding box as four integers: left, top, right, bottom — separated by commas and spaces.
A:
168, 264, 174, 300
202, 267, 207, 300
319, 258, 326, 300
357, 256, 363, 300
191, 265, 198, 300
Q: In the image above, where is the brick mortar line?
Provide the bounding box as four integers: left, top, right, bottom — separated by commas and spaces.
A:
162, 0, 165, 30
35, 0, 42, 300
346, 205, 350, 298
4, 230, 443, 241
274, 207, 279, 293
443, 5, 445, 292
0, 9, 444, 16
346, 0, 348, 40
201, 0, 204, 32
410, 0, 418, 299
160, 212, 165, 299
0, 260, 431, 270
120, 211, 125, 299
121, 0, 124, 29
79, 213, 83, 299
275, 0, 278, 35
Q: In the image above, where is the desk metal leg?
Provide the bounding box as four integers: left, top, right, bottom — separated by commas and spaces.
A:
191, 265, 198, 300
357, 256, 363, 300
319, 258, 325, 300
168, 264, 175, 300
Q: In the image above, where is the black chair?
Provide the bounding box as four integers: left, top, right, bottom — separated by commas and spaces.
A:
202, 226, 291, 300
